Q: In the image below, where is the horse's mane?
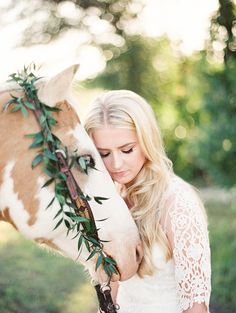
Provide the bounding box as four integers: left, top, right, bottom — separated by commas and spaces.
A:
0, 81, 22, 94
0, 79, 80, 116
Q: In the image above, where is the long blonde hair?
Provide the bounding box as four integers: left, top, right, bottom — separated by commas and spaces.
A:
83, 90, 173, 276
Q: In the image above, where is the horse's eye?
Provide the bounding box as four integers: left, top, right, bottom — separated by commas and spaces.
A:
76, 154, 95, 173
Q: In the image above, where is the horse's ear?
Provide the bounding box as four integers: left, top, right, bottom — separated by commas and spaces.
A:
36, 64, 79, 107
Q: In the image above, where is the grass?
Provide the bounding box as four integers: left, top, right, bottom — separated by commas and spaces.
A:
0, 196, 235, 313
0, 223, 97, 313
206, 197, 236, 313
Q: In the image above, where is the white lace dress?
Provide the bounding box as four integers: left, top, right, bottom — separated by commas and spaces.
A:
116, 176, 211, 313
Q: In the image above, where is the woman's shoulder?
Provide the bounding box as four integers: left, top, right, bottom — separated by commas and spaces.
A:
164, 174, 195, 201
162, 174, 205, 218
168, 173, 191, 188
161, 174, 208, 241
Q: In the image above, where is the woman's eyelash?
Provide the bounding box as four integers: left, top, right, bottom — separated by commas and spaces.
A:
100, 152, 110, 158
99, 147, 134, 158
122, 148, 133, 154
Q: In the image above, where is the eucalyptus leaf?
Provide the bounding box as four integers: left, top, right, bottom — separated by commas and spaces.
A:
64, 219, 71, 229
78, 156, 87, 172
86, 249, 97, 261
53, 208, 63, 220
25, 131, 41, 139
53, 218, 63, 230
56, 193, 66, 205
42, 178, 54, 188
31, 154, 43, 168
77, 235, 84, 251
45, 197, 55, 210
94, 196, 109, 204
3, 65, 118, 278
44, 149, 58, 161
95, 255, 104, 271
84, 236, 91, 252
10, 104, 21, 113
24, 101, 35, 110
21, 105, 29, 118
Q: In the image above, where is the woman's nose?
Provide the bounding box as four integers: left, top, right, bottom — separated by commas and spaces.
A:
112, 152, 123, 169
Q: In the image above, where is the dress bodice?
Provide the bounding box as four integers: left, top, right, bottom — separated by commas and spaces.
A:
116, 176, 211, 313
117, 244, 178, 313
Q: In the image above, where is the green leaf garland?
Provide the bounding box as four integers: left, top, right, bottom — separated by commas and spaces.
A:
4, 65, 118, 279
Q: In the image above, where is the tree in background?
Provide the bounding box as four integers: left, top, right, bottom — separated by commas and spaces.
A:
0, 0, 143, 47
85, 0, 236, 187
1, 0, 206, 182
86, 35, 207, 182
196, 0, 236, 187
2, 0, 235, 187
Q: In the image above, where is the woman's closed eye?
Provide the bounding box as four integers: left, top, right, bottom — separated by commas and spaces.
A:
122, 147, 133, 154
100, 152, 110, 158
99, 147, 134, 158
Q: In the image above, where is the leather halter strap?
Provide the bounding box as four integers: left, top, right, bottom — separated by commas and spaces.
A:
56, 151, 97, 224
56, 151, 118, 313
32, 102, 118, 313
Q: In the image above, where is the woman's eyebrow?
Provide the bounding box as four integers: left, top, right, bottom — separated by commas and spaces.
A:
97, 142, 136, 150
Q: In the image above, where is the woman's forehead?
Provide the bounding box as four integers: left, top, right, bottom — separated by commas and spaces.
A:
92, 127, 138, 149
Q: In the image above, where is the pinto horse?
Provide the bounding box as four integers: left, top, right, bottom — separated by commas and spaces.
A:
0, 65, 142, 290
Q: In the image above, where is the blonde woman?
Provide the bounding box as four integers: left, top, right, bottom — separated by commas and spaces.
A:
83, 90, 211, 313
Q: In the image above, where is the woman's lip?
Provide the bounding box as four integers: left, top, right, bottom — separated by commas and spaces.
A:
112, 171, 127, 176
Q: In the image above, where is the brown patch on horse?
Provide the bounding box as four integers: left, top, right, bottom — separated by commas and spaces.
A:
35, 237, 62, 252
0, 210, 5, 221
56, 100, 80, 125
0, 91, 42, 225
0, 208, 18, 229
0, 91, 80, 227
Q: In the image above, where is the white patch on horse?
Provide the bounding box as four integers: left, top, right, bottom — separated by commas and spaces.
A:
0, 161, 29, 228
0, 65, 143, 284
70, 124, 139, 242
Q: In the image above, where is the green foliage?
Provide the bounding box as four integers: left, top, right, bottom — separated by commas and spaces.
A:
82, 0, 236, 188
2, 0, 235, 187
85, 36, 209, 183
2, 0, 141, 47
209, 0, 236, 62
196, 0, 236, 187
207, 198, 236, 312
195, 60, 236, 187
1, 194, 235, 312
4, 65, 118, 279
0, 228, 97, 313
85, 36, 162, 100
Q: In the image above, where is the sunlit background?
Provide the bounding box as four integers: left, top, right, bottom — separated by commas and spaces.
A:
0, 1, 236, 313
0, 0, 218, 81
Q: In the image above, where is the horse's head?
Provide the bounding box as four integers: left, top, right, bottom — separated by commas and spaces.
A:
0, 65, 142, 284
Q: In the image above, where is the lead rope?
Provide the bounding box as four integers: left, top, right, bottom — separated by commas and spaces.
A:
95, 284, 119, 313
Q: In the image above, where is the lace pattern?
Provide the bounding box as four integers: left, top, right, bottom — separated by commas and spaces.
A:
165, 177, 211, 312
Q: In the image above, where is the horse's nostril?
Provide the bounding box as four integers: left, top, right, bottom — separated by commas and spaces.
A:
136, 243, 143, 264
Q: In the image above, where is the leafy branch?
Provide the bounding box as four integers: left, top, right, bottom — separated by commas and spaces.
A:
4, 64, 118, 279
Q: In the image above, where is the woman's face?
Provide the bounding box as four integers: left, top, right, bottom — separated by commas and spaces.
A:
92, 127, 146, 185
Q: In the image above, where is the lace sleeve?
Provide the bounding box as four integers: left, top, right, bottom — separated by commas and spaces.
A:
164, 178, 211, 312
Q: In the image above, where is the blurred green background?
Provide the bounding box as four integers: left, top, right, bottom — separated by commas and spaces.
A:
0, 0, 236, 312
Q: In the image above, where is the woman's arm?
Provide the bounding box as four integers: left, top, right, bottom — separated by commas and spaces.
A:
163, 180, 211, 313
183, 302, 207, 313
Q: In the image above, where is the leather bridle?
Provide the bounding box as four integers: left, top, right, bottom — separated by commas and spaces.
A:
32, 102, 118, 313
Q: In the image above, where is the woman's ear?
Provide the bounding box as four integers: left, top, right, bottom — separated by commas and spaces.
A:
36, 64, 79, 107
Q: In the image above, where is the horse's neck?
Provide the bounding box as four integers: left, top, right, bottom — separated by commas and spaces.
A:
0, 90, 47, 228
0, 90, 80, 229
